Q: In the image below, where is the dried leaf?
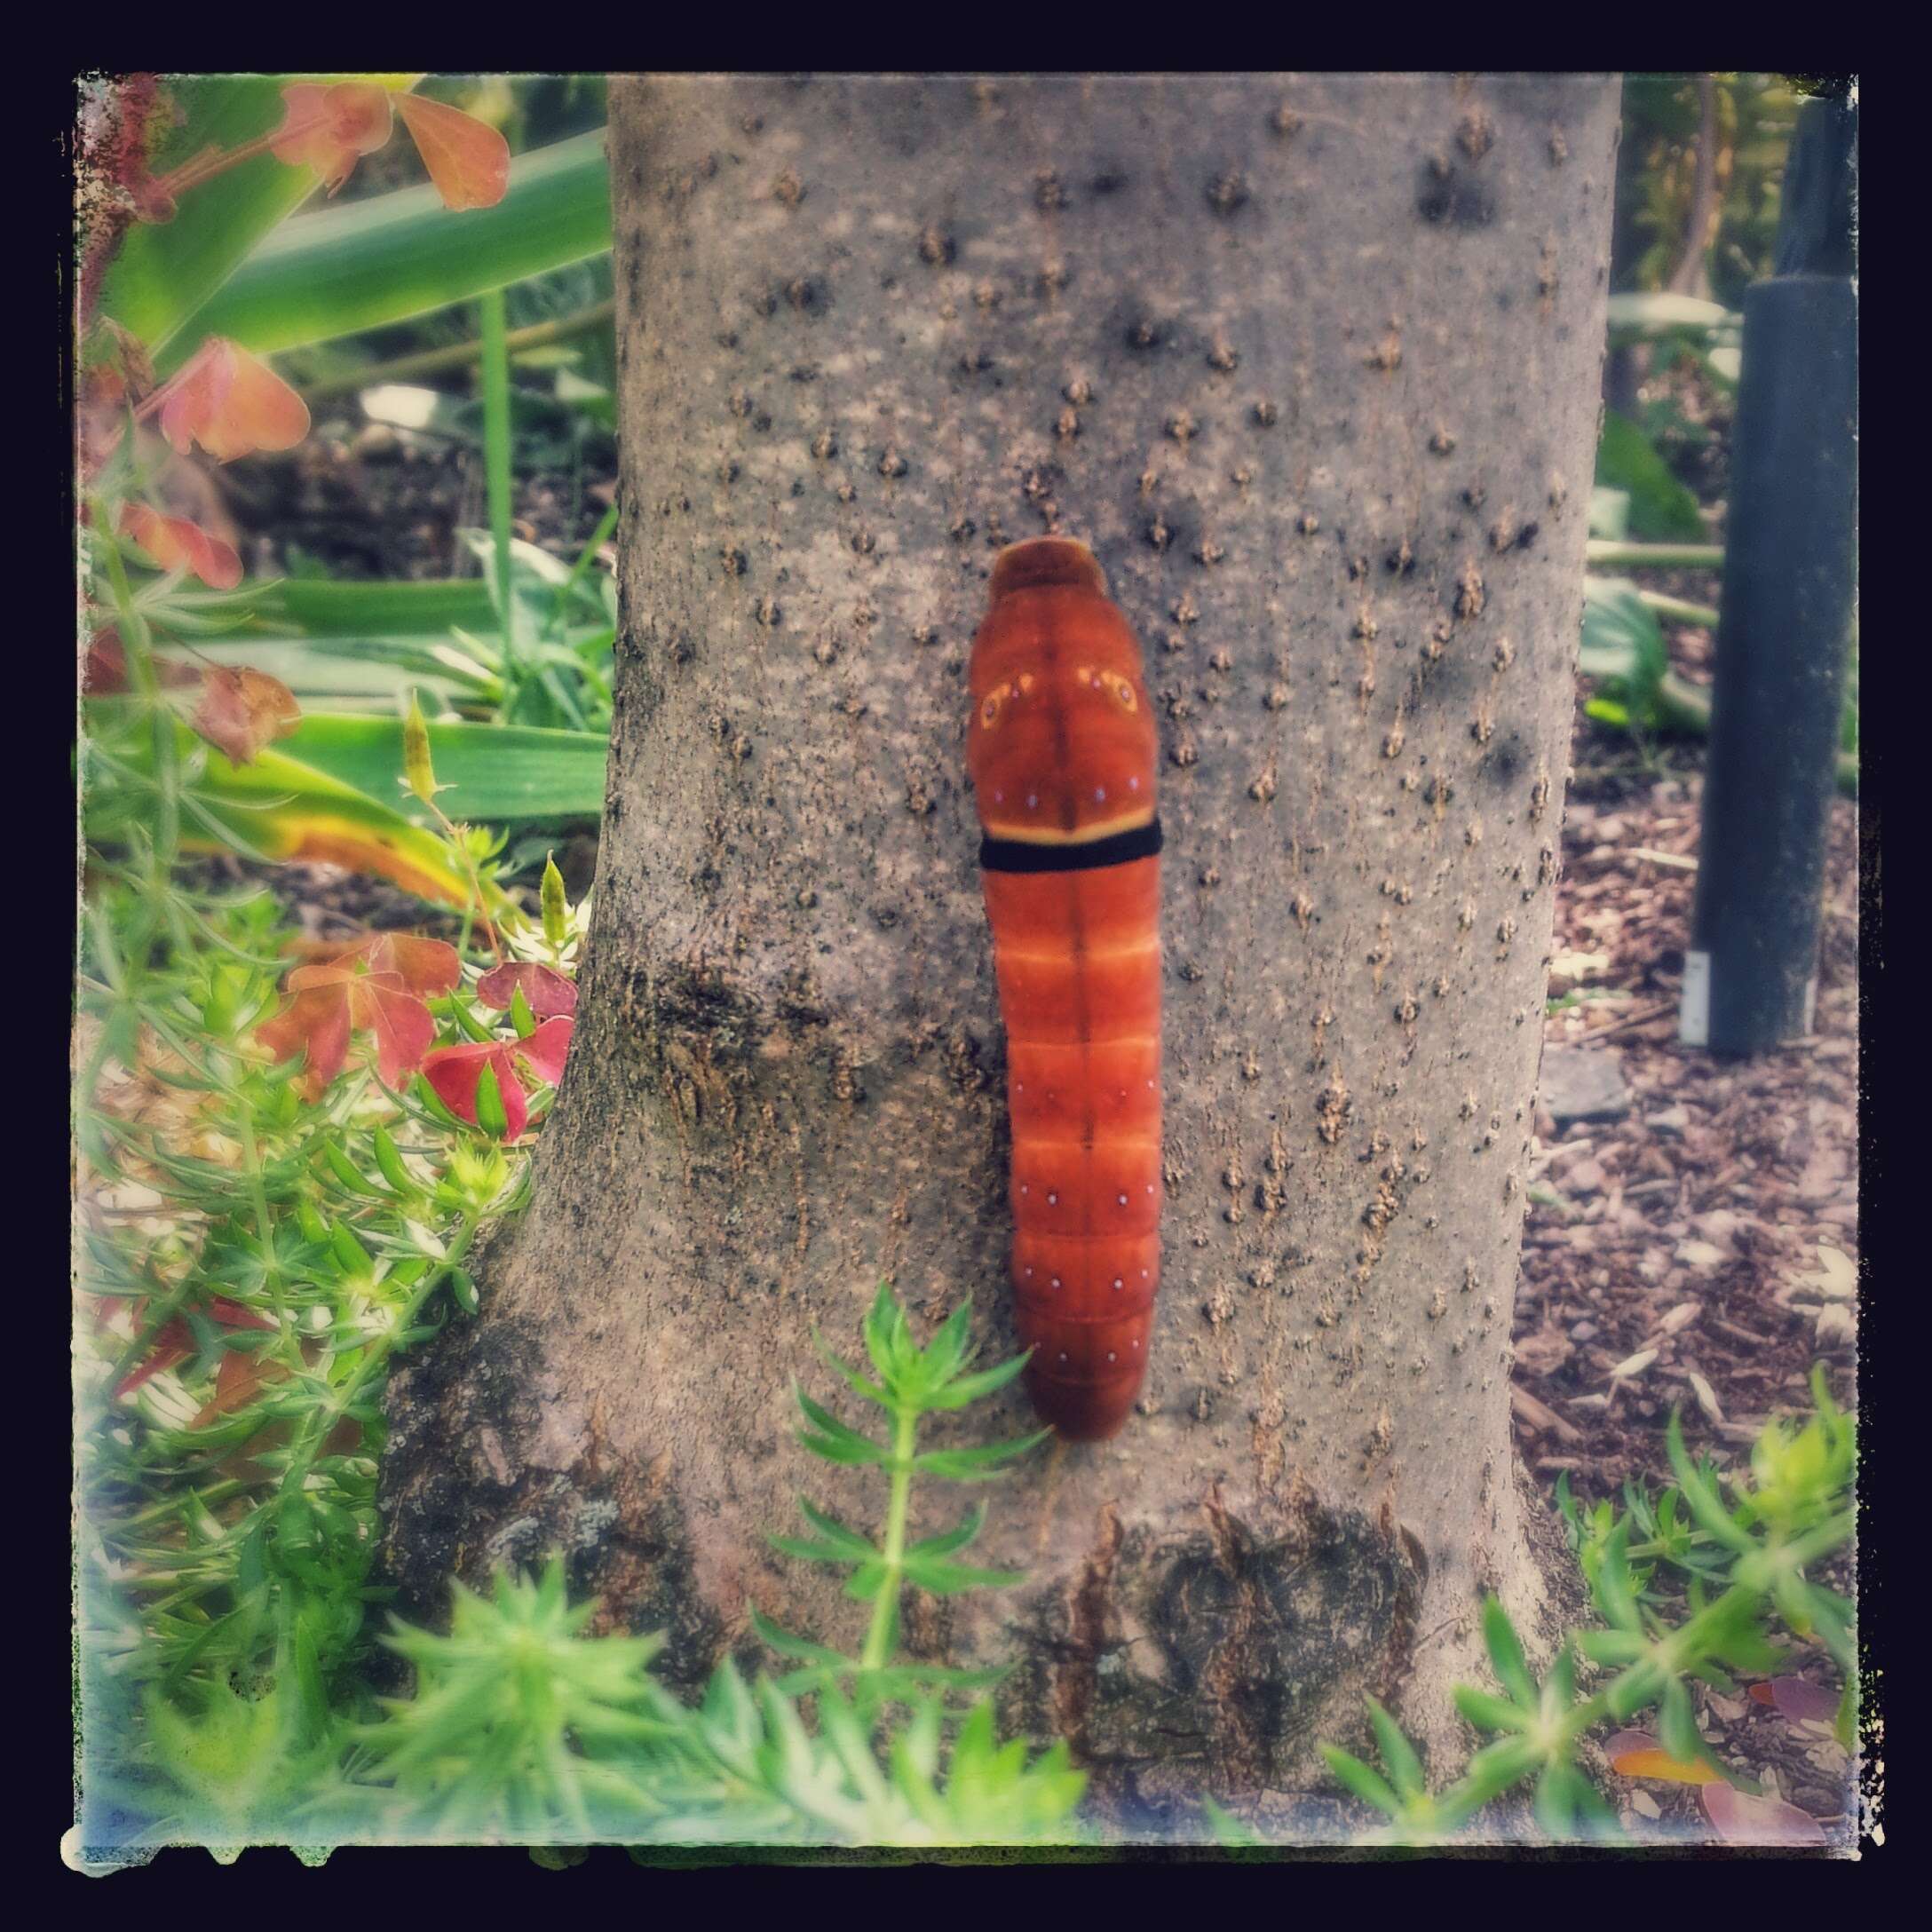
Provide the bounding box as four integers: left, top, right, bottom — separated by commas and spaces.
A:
1699, 1782, 1825, 1846
1675, 1239, 1727, 1270
1607, 1346, 1658, 1383
1753, 1677, 1842, 1730
1796, 1244, 1857, 1301
1686, 1369, 1724, 1424
191, 666, 301, 764
1814, 1303, 1856, 1347
1606, 1730, 1726, 1787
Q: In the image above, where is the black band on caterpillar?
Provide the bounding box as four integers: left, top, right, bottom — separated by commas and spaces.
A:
979, 819, 1163, 875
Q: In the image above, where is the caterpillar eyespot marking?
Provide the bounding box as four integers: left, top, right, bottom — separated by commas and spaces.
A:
970, 536, 1163, 1442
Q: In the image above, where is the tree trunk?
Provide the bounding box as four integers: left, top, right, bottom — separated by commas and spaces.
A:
383, 72, 1619, 1829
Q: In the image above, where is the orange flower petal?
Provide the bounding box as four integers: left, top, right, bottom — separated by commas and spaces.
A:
158, 338, 310, 463
393, 92, 510, 210
191, 666, 302, 765
120, 503, 243, 590
271, 81, 393, 195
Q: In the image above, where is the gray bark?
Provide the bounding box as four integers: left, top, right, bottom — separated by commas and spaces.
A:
383, 72, 1619, 1831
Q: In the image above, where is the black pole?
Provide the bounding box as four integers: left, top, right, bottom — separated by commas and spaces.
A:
1683, 93, 1857, 1055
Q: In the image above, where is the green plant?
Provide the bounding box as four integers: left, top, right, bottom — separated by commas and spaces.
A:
348, 1286, 1079, 1849
78, 75, 616, 912
1294, 1370, 1856, 1848
87, 1282, 1086, 1854
75, 671, 586, 1863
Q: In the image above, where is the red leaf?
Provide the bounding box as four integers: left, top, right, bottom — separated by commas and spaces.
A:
1604, 1730, 1727, 1787
158, 337, 310, 463
352, 971, 439, 1089
257, 983, 353, 1099
421, 1040, 529, 1142
477, 961, 577, 1019
115, 1295, 275, 1398
514, 1015, 574, 1087
191, 665, 302, 764
393, 92, 510, 210
270, 82, 393, 195
1699, 1783, 1827, 1846
257, 933, 456, 1098
374, 931, 462, 997
119, 502, 242, 590
189, 1344, 289, 1426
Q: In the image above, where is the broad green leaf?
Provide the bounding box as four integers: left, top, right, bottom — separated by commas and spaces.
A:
271, 715, 608, 826
94, 75, 416, 357
170, 129, 611, 368
1595, 411, 1707, 542
83, 708, 481, 909
1579, 577, 1669, 716
171, 577, 500, 638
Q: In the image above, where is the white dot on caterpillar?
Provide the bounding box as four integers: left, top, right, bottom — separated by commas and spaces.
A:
1146, 1184, 1155, 1194
1140, 1268, 1150, 1280
1094, 786, 1106, 802
1025, 793, 1039, 810
1020, 1184, 1029, 1196
1112, 1277, 1123, 1290
1106, 1350, 1117, 1364
1023, 1265, 1033, 1279
993, 788, 1004, 804
1131, 1338, 1140, 1350
1128, 776, 1140, 791
1047, 1191, 1058, 1205
1116, 1192, 1128, 1207
1050, 1276, 1061, 1289
1057, 1351, 1068, 1365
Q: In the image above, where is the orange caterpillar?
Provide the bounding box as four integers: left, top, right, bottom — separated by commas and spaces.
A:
967, 537, 1162, 1440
